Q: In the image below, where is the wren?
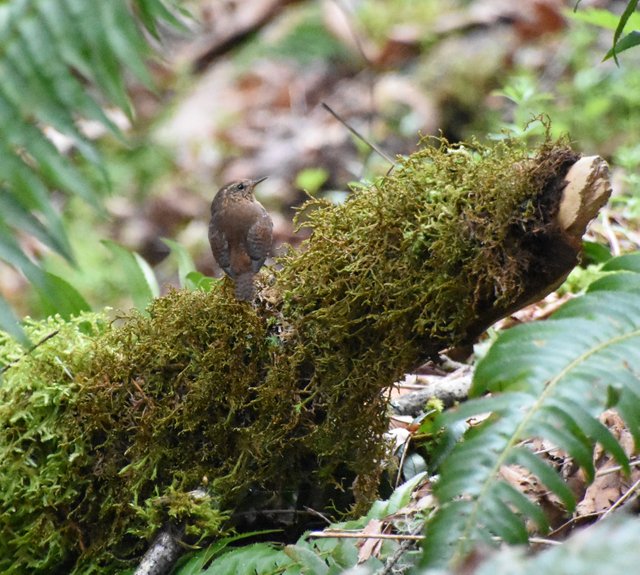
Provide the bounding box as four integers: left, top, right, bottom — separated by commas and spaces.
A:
209, 177, 273, 301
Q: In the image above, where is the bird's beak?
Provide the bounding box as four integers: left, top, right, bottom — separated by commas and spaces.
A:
252, 176, 268, 186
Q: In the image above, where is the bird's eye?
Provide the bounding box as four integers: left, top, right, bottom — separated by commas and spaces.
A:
237, 183, 245, 191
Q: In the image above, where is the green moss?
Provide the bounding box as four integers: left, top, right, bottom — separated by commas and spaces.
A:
279, 134, 578, 350
0, 314, 108, 573
0, 133, 580, 572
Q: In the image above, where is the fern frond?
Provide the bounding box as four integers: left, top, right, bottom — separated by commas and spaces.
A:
0, 0, 180, 341
422, 254, 640, 568
419, 515, 640, 575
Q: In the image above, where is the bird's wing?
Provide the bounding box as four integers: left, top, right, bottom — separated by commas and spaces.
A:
209, 222, 233, 276
247, 212, 273, 273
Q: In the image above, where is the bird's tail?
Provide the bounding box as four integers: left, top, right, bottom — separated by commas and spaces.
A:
234, 273, 255, 301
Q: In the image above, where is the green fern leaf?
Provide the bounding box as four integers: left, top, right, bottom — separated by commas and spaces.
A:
102, 240, 160, 311
417, 515, 640, 575
0, 0, 180, 339
422, 269, 640, 568
135, 0, 187, 38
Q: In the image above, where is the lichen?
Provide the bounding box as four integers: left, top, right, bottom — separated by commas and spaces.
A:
0, 132, 580, 573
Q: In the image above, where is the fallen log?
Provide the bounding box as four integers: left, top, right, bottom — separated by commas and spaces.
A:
0, 132, 611, 573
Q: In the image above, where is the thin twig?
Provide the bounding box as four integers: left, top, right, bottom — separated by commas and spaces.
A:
0, 329, 60, 375
529, 537, 562, 546
329, 0, 377, 178
601, 476, 640, 520
548, 480, 640, 538
308, 530, 562, 547
303, 506, 332, 525
596, 458, 640, 477
321, 102, 395, 166
394, 432, 412, 488
376, 523, 424, 575
548, 512, 599, 538
331, 0, 373, 65
308, 531, 423, 541
600, 208, 620, 256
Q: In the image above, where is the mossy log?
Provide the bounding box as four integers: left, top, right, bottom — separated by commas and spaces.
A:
0, 135, 610, 573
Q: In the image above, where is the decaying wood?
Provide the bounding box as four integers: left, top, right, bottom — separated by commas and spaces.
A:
134, 489, 207, 575
518, 154, 611, 303
462, 154, 611, 345
392, 366, 474, 416
394, 155, 611, 413
133, 530, 183, 575
558, 156, 612, 239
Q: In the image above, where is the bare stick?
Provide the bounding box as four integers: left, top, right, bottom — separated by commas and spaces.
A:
0, 329, 60, 375
308, 531, 423, 541
378, 524, 424, 575
321, 102, 395, 166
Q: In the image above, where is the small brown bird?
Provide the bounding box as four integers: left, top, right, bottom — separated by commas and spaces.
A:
209, 177, 273, 301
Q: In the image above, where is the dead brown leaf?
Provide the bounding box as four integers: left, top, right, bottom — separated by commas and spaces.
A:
356, 518, 386, 563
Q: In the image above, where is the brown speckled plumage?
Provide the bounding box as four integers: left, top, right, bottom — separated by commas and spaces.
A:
209, 177, 273, 301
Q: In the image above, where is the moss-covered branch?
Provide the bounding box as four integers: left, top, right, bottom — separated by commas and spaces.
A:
0, 134, 610, 573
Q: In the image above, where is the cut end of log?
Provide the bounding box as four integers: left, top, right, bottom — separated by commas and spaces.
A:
558, 155, 612, 239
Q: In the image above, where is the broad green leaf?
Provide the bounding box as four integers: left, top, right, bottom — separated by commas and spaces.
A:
62, 0, 132, 116
36, 0, 96, 80
136, 0, 187, 39
587, 271, 640, 293
25, 125, 101, 208
434, 415, 518, 502
482, 493, 528, 544
19, 14, 120, 147
602, 252, 640, 273
422, 499, 471, 568
581, 240, 611, 264
421, 516, 640, 575
102, 240, 159, 310
0, 297, 28, 347
295, 168, 329, 194
529, 418, 594, 480
403, 451, 428, 479
162, 238, 197, 289
33, 272, 91, 319
0, 0, 188, 341
469, 515, 640, 575
493, 481, 549, 533
565, 7, 640, 31
0, 192, 72, 262
14, 21, 93, 160
366, 472, 427, 520
0, 222, 44, 278
441, 393, 531, 419
546, 398, 629, 474
101, 1, 154, 89
617, 385, 640, 446
327, 539, 358, 569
